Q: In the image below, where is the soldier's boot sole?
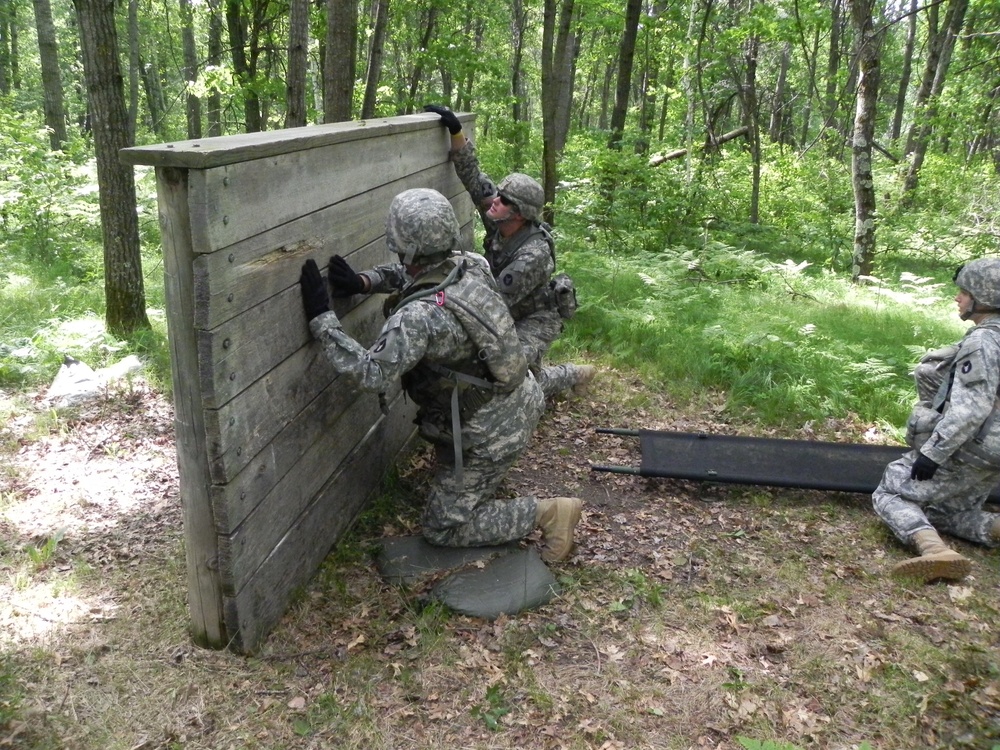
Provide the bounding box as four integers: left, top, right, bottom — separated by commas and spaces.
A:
890, 551, 971, 583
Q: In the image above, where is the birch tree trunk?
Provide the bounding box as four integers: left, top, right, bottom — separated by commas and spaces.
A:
848, 0, 882, 281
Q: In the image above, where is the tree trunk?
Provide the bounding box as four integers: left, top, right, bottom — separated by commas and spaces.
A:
0, 0, 12, 94
127, 0, 138, 142
206, 0, 223, 136
31, 0, 67, 148
457, 18, 482, 112
541, 0, 576, 222
285, 0, 308, 127
822, 0, 844, 150
768, 41, 790, 143
848, 0, 882, 281
607, 0, 642, 150
798, 23, 819, 147
226, 0, 263, 132
180, 0, 203, 138
360, 0, 388, 119
403, 4, 435, 115
511, 0, 527, 127
743, 29, 761, 223
324, 0, 357, 122
139, 52, 168, 139
890, 0, 918, 142
902, 0, 968, 197
72, 0, 150, 335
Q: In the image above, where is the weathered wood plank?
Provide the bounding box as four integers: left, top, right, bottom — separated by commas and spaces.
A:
217, 382, 415, 596
184, 126, 458, 253
196, 204, 475, 411
121, 113, 470, 170
154, 166, 227, 648
191, 162, 468, 330
202, 293, 388, 485
221, 391, 417, 653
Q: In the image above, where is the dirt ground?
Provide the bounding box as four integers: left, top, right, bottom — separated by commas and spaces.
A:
2, 373, 1000, 750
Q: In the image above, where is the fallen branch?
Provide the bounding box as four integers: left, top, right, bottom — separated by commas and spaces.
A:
648, 126, 749, 167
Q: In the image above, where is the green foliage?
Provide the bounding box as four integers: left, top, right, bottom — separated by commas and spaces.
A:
0, 106, 102, 272
555, 234, 964, 430
471, 683, 511, 731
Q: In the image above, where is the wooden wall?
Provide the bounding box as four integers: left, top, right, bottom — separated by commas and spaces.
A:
122, 114, 474, 653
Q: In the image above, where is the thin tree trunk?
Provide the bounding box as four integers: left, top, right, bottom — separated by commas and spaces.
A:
180, 0, 203, 138
890, 0, 918, 142
798, 23, 819, 147
73, 0, 150, 335
226, 0, 262, 132
743, 29, 761, 223
541, 0, 575, 222
402, 4, 435, 114
360, 0, 388, 119
31, 0, 67, 148
902, 0, 968, 197
607, 0, 642, 150
206, 0, 223, 136
127, 0, 138, 142
768, 41, 791, 143
285, 0, 308, 127
848, 0, 882, 281
139, 52, 168, 139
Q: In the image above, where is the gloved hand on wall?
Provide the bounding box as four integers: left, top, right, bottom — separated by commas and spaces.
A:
300, 259, 330, 321
423, 104, 462, 135
328, 255, 366, 297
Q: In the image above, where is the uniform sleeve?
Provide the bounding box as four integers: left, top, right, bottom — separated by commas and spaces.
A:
360, 262, 410, 294
921, 329, 1000, 464
494, 237, 555, 309
308, 307, 433, 393
450, 140, 496, 235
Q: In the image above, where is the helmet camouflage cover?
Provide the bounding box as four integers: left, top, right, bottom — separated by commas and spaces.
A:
497, 172, 544, 222
386, 188, 461, 264
955, 258, 1000, 309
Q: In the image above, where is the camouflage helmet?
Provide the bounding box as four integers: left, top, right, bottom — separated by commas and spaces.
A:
954, 258, 1000, 310
386, 188, 461, 265
497, 172, 544, 222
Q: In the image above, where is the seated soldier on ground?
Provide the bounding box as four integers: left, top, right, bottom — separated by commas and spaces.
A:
872, 258, 1000, 583
299, 188, 583, 562
420, 103, 595, 400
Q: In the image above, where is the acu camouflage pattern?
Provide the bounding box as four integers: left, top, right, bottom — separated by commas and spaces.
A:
451, 139, 590, 388
956, 258, 1000, 308
385, 188, 461, 264
873, 314, 1000, 548
308, 252, 545, 548
497, 172, 545, 223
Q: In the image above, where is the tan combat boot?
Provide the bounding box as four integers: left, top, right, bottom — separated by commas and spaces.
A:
891, 529, 971, 583
572, 365, 597, 397
535, 497, 583, 562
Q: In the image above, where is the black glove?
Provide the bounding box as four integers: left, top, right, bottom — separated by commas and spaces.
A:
423, 104, 462, 135
328, 255, 365, 297
910, 453, 940, 481
299, 259, 330, 321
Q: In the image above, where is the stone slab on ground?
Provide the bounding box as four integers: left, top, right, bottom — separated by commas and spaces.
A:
376, 536, 559, 619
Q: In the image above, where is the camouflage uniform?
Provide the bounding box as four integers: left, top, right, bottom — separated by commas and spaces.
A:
451, 140, 586, 397
873, 316, 1000, 547
310, 189, 546, 548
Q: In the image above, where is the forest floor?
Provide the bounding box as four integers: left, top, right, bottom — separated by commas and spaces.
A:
2, 369, 1000, 750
